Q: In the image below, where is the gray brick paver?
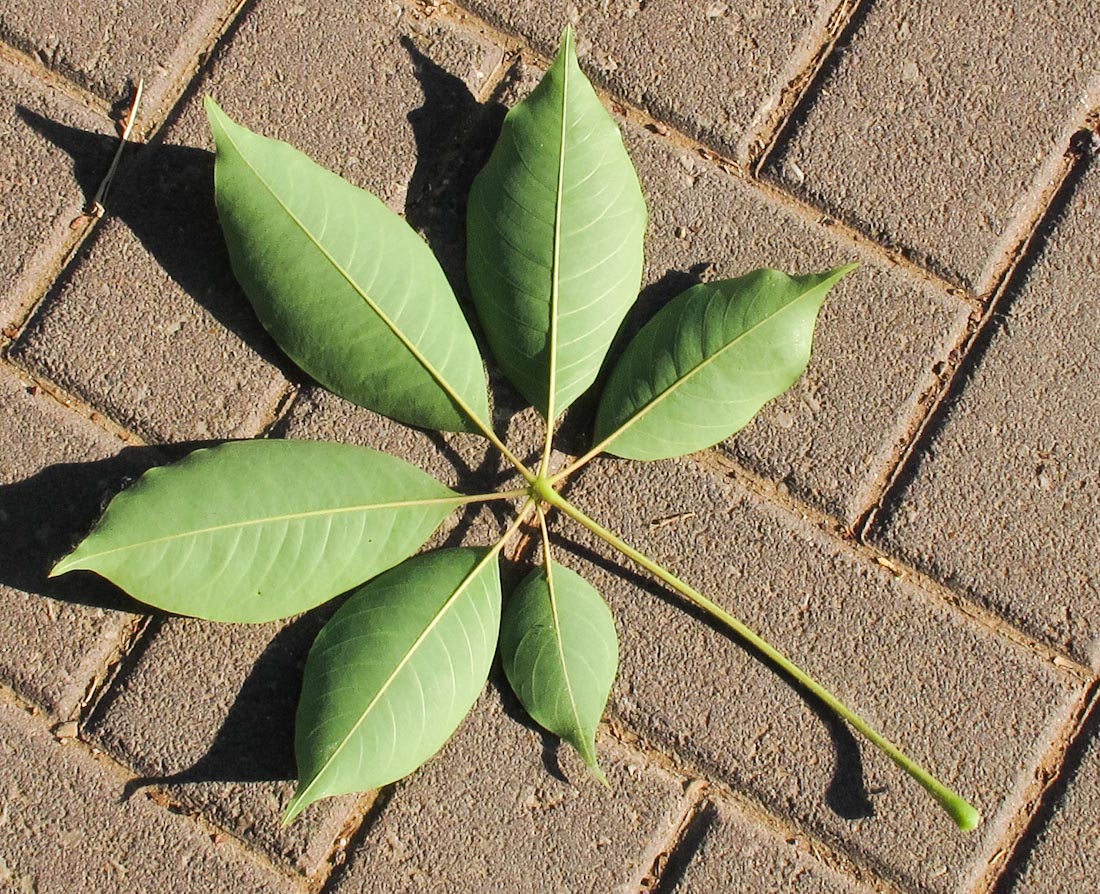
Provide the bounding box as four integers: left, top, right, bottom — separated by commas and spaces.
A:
626, 122, 971, 527
9, 0, 502, 444
83, 614, 361, 877
0, 59, 111, 329
0, 0, 224, 104
670, 795, 877, 894
0, 367, 151, 718
327, 689, 685, 894
764, 0, 1100, 290
0, 694, 298, 894
871, 158, 1100, 669
463, 0, 839, 162
1001, 700, 1100, 894
1, 0, 1096, 891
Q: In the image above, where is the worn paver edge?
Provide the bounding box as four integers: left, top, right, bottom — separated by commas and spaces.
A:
440, 0, 985, 307
692, 449, 1092, 684
5, 2, 1099, 890
969, 681, 1100, 894
0, 0, 253, 344
857, 116, 1100, 546
983, 682, 1100, 894
740, 0, 861, 169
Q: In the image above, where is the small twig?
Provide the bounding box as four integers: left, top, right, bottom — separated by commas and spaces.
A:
72, 78, 144, 226
648, 511, 696, 531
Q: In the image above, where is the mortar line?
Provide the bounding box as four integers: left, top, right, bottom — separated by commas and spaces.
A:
853, 117, 1100, 543
58, 612, 152, 723
603, 717, 910, 894
0, 356, 151, 446
629, 777, 713, 894
255, 382, 303, 438
739, 0, 863, 169
0, 41, 112, 115
0, 679, 311, 891
975, 103, 1100, 298
970, 680, 1100, 894
690, 448, 1094, 684
0, 49, 115, 339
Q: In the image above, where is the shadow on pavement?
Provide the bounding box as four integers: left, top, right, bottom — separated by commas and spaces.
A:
0, 446, 164, 613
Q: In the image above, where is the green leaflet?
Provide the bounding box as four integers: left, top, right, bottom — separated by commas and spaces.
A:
500, 561, 618, 781
50, 440, 462, 623
466, 27, 647, 420
206, 98, 490, 434
286, 547, 501, 821
592, 265, 857, 460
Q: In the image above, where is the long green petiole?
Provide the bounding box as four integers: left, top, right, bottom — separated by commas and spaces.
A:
530, 478, 980, 831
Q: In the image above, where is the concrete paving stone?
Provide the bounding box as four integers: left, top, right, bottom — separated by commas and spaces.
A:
629, 121, 970, 525
462, 0, 837, 160
0, 0, 222, 104
548, 455, 1075, 893
0, 59, 114, 328
328, 687, 685, 894
763, 0, 1100, 290
0, 367, 155, 717
670, 795, 874, 894
82, 612, 365, 878
0, 695, 297, 894
11, 0, 503, 443
1001, 701, 1100, 894
870, 159, 1100, 667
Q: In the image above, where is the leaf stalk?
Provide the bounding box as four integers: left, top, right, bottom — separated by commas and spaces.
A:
537, 485, 980, 831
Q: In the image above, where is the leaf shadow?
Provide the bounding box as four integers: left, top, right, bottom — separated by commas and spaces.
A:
400, 35, 507, 290
117, 610, 331, 797
399, 37, 539, 438
491, 670, 571, 785
16, 105, 301, 377
552, 527, 873, 823
0, 445, 173, 612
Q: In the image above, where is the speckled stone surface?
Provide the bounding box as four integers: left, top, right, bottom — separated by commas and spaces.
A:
671, 794, 876, 893
83, 612, 359, 877
327, 689, 685, 894
10, 0, 502, 444
871, 160, 1100, 668
0, 367, 150, 718
764, 0, 1100, 290
0, 59, 113, 327
463, 0, 840, 160
0, 0, 223, 103
0, 694, 299, 894
1000, 700, 1100, 894
551, 454, 1077, 893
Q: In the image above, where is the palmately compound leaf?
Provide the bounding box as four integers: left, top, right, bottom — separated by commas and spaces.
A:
500, 561, 618, 781
206, 98, 490, 434
466, 27, 646, 421
51, 440, 463, 623
592, 264, 857, 460
286, 547, 501, 821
